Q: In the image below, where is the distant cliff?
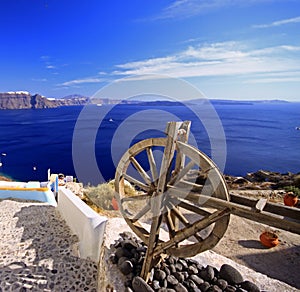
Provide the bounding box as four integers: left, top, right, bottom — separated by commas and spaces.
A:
0, 91, 89, 109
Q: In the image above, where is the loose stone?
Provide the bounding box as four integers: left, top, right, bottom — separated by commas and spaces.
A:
240, 280, 260, 292
199, 266, 215, 282
173, 283, 188, 292
132, 277, 155, 292
167, 274, 179, 286
219, 264, 243, 285
189, 274, 204, 286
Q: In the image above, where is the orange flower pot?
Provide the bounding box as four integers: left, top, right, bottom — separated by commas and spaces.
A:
284, 192, 298, 207
259, 231, 279, 248
112, 197, 119, 210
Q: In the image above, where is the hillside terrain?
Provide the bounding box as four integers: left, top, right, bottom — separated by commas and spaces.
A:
0, 91, 89, 109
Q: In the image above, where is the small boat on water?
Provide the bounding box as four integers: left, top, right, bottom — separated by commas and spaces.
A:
296, 126, 300, 130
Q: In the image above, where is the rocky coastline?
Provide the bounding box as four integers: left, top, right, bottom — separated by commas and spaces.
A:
0, 91, 89, 109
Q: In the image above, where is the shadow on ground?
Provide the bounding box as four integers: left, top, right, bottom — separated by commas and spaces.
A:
236, 243, 300, 289
0, 202, 98, 291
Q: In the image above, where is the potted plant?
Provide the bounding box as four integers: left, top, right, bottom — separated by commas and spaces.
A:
259, 230, 279, 248
283, 186, 299, 207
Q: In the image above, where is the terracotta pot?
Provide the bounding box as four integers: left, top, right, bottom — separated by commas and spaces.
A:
284, 192, 298, 207
111, 197, 119, 210
259, 231, 279, 248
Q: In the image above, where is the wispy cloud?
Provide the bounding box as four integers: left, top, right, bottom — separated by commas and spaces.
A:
149, 0, 281, 20
253, 16, 300, 28
112, 41, 300, 83
46, 65, 56, 69
32, 78, 47, 82
59, 77, 106, 87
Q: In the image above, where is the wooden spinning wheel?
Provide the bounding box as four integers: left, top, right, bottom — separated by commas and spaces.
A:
114, 121, 300, 280
114, 121, 231, 279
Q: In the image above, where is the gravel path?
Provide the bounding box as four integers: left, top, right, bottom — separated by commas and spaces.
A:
0, 199, 98, 291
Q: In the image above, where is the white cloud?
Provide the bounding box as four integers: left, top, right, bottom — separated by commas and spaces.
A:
244, 70, 300, 83
112, 42, 300, 82
46, 65, 56, 69
60, 77, 106, 87
253, 16, 300, 28
32, 78, 47, 82
151, 0, 281, 20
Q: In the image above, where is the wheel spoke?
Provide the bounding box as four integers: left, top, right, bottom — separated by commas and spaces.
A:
153, 208, 231, 257
123, 173, 150, 191
121, 193, 151, 203
178, 200, 212, 217
169, 204, 189, 226
169, 159, 196, 186
131, 203, 151, 222
130, 157, 152, 185
147, 147, 158, 183
164, 210, 176, 238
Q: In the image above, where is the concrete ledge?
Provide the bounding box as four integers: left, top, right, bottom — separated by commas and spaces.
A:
0, 180, 57, 207
57, 187, 107, 263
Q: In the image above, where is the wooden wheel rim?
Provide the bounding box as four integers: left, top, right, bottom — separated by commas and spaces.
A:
115, 137, 230, 257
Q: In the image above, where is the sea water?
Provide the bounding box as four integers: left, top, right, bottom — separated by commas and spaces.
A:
0, 102, 299, 185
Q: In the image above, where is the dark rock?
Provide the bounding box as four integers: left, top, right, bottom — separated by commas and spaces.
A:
119, 260, 134, 275
240, 280, 260, 292
294, 175, 300, 188
175, 263, 183, 271
207, 285, 222, 292
199, 266, 215, 282
178, 259, 188, 270
181, 271, 189, 280
173, 283, 188, 292
154, 269, 167, 281
225, 285, 237, 292
164, 266, 171, 276
125, 279, 133, 287
169, 264, 177, 273
161, 279, 168, 288
167, 256, 177, 265
184, 279, 197, 289
216, 279, 227, 290
219, 264, 243, 285
188, 265, 198, 275
167, 275, 179, 286
132, 276, 155, 292
173, 272, 185, 283
198, 281, 210, 292
126, 272, 135, 281
187, 259, 200, 266
233, 177, 250, 185
115, 246, 132, 258
117, 256, 128, 267
122, 239, 139, 250
236, 288, 247, 292
137, 246, 147, 252
189, 274, 204, 286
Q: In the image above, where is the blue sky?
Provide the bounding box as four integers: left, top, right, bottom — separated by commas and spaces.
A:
1, 0, 300, 101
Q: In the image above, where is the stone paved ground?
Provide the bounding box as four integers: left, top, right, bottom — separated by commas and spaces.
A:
0, 199, 98, 291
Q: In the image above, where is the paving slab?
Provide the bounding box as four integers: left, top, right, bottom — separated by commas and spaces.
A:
0, 199, 98, 291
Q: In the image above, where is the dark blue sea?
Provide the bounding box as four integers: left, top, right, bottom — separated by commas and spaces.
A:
0, 102, 299, 185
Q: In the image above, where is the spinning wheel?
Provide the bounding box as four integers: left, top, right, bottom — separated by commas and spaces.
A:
114, 121, 230, 279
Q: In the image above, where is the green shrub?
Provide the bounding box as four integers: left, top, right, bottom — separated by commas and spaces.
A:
85, 182, 116, 210
284, 186, 300, 197
84, 180, 138, 210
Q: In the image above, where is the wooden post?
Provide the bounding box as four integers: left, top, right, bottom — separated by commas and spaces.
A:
140, 121, 188, 281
